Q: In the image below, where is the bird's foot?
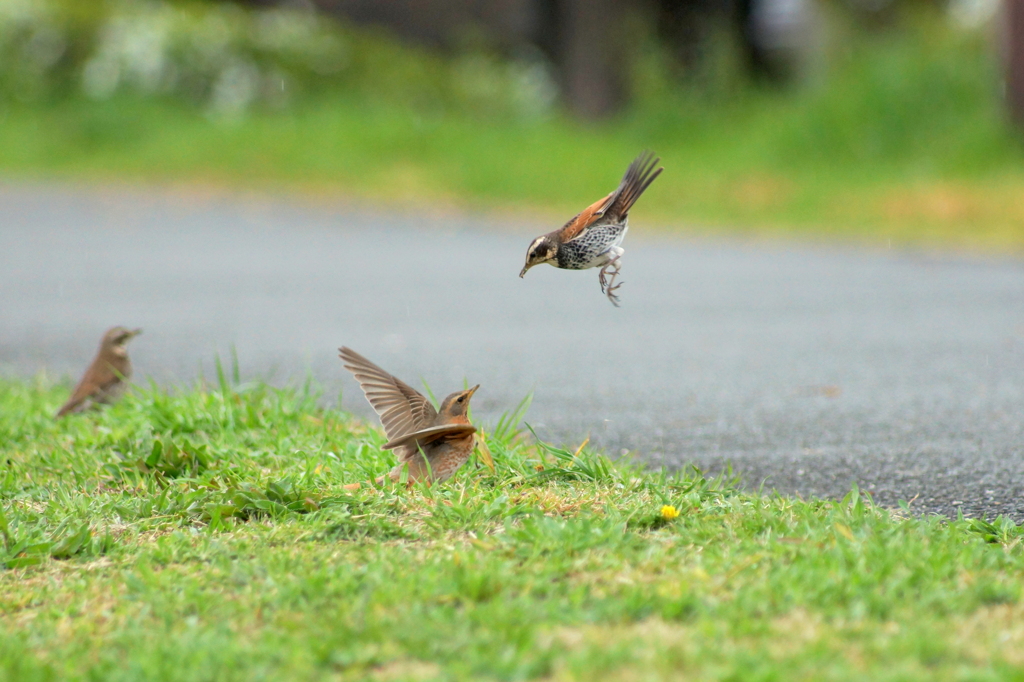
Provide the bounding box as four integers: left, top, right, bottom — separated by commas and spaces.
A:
598, 258, 622, 294
605, 280, 623, 307
599, 259, 623, 306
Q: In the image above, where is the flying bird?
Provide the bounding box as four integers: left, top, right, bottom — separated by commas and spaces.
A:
56, 326, 142, 418
339, 346, 479, 485
519, 151, 663, 306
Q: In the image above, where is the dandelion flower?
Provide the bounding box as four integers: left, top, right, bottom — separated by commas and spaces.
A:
661, 505, 680, 520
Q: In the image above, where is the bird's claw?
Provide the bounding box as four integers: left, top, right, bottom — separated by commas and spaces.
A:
605, 283, 622, 307
599, 259, 623, 306
598, 262, 618, 293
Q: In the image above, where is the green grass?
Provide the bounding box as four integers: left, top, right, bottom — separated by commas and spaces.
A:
1, 16, 1023, 250
3, 374, 1024, 680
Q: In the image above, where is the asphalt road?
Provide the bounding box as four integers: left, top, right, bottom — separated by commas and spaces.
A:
2, 183, 1023, 519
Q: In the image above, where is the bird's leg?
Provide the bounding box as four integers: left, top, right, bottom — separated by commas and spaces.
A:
599, 256, 623, 306
598, 256, 621, 293
605, 278, 623, 306
598, 265, 610, 293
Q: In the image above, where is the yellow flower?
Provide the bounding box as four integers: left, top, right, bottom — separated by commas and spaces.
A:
660, 505, 680, 521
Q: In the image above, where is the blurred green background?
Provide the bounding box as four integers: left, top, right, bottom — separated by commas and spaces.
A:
0, 0, 1019, 248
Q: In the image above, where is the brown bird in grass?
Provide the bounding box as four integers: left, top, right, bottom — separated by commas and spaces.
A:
339, 346, 479, 486
56, 326, 142, 418
519, 151, 663, 306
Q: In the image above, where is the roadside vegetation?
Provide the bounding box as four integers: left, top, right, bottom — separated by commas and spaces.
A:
3, 374, 1024, 680
0, 0, 1022, 249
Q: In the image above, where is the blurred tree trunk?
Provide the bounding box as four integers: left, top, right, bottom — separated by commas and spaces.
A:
1008, 0, 1024, 127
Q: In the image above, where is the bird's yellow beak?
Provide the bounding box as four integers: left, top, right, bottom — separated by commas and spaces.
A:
466, 384, 480, 398
129, 328, 143, 337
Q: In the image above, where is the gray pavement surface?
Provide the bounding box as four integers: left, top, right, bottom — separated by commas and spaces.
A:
2, 183, 1023, 519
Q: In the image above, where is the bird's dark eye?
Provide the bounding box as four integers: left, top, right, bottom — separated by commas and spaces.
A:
457, 396, 464, 403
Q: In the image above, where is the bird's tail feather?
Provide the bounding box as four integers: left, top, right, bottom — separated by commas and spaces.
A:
608, 151, 662, 220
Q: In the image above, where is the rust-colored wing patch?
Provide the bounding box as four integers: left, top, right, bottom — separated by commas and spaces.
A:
555, 191, 614, 242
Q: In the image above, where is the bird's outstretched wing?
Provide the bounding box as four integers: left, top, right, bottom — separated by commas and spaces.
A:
339, 346, 438, 442
381, 424, 478, 451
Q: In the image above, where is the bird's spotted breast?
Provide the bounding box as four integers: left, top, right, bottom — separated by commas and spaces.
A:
555, 223, 627, 270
